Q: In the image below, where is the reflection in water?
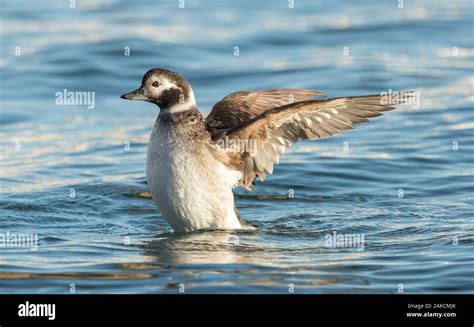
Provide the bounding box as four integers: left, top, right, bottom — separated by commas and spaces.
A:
137, 229, 339, 292
142, 230, 259, 265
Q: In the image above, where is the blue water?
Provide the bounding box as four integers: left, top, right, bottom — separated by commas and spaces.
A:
0, 0, 473, 293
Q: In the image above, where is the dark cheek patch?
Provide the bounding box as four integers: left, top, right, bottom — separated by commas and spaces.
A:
158, 87, 183, 108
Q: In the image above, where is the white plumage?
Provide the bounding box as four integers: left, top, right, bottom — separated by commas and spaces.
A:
146, 120, 243, 232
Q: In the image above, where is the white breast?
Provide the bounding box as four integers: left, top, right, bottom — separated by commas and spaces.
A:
146, 123, 243, 232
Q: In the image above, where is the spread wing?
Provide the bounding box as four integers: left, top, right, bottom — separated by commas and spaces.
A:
214, 92, 413, 190
206, 89, 325, 130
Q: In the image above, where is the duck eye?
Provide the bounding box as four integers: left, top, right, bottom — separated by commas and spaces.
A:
152, 81, 160, 88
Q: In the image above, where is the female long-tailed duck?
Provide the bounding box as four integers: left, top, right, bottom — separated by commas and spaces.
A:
121, 68, 411, 232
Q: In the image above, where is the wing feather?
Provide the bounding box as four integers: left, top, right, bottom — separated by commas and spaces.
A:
215, 91, 413, 190
206, 89, 325, 130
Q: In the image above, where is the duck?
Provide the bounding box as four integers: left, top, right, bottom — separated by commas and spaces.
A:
121, 68, 411, 232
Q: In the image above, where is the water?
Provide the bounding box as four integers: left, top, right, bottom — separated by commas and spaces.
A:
0, 0, 473, 293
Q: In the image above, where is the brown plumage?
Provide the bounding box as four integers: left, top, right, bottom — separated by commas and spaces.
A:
206, 89, 325, 131
207, 92, 414, 190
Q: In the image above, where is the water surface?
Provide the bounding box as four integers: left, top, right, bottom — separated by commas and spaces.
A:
0, 0, 473, 293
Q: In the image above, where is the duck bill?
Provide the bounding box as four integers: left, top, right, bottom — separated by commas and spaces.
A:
120, 88, 149, 101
